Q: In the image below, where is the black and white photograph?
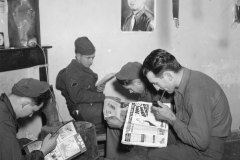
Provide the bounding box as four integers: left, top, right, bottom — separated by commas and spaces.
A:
0, 0, 239, 160
121, 0, 155, 31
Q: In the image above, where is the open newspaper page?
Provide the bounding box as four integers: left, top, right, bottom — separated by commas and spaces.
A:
121, 102, 170, 148
103, 98, 129, 122
24, 120, 87, 160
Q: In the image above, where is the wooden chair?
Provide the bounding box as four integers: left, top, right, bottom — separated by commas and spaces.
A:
95, 124, 107, 157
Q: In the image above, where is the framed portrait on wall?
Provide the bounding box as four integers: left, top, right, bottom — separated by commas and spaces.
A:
121, 0, 155, 32
8, 0, 41, 47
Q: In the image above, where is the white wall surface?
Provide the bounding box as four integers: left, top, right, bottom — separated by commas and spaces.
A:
40, 0, 240, 130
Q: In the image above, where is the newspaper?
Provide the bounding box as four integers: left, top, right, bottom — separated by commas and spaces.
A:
103, 98, 129, 122
121, 102, 170, 148
24, 120, 87, 160
96, 73, 115, 87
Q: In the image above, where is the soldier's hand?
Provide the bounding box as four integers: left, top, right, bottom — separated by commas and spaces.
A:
40, 133, 58, 156
152, 101, 176, 125
105, 116, 123, 129
96, 84, 105, 92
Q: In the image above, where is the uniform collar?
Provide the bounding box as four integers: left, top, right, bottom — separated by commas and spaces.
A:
132, 7, 146, 20
0, 93, 18, 128
71, 59, 97, 77
138, 84, 157, 101
175, 68, 190, 96
139, 87, 148, 101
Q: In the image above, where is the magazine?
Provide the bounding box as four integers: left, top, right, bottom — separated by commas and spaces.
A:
96, 73, 115, 87
103, 98, 129, 122
23, 120, 87, 160
121, 102, 171, 148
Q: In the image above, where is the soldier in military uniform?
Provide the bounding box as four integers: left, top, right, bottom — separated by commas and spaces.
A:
56, 37, 116, 127
56, 37, 104, 126
105, 62, 175, 159
122, 0, 154, 31
0, 78, 58, 160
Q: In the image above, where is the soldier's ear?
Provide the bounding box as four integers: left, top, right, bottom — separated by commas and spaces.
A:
133, 79, 142, 85
75, 53, 79, 59
163, 72, 173, 81
21, 99, 31, 108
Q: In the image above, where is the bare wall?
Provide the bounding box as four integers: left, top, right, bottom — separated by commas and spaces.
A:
40, 0, 240, 130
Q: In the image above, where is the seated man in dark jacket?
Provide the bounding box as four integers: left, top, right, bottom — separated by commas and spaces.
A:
56, 36, 117, 127
0, 78, 58, 160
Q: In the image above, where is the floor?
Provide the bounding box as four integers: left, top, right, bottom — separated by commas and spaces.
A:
222, 140, 240, 160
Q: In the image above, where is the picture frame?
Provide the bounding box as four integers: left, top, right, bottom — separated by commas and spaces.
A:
121, 0, 156, 32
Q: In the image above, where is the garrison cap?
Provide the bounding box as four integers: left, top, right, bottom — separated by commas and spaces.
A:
115, 62, 142, 80
75, 36, 95, 55
12, 78, 50, 98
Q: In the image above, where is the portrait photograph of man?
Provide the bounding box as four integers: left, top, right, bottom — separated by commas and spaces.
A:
121, 0, 155, 32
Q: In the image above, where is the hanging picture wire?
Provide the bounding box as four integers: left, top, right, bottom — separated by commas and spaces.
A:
172, 0, 179, 28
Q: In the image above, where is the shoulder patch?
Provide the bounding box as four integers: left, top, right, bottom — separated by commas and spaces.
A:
70, 78, 78, 87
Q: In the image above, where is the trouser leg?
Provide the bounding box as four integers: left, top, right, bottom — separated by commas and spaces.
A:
106, 128, 127, 158
167, 125, 177, 145
71, 103, 104, 126
148, 143, 198, 160
81, 105, 103, 125
111, 125, 178, 160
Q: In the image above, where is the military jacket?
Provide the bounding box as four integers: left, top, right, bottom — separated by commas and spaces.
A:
0, 93, 44, 160
56, 60, 105, 111
122, 7, 154, 31
172, 68, 232, 159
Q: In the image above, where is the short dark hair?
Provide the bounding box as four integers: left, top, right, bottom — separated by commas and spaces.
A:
30, 89, 51, 106
116, 79, 135, 86
143, 49, 182, 77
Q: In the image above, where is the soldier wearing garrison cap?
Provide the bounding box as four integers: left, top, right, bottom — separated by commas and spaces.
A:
56, 36, 118, 127
105, 62, 174, 159
0, 78, 58, 160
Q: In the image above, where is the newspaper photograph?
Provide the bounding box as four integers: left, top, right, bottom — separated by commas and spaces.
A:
103, 98, 129, 122
45, 121, 87, 160
56, 121, 77, 142
45, 147, 63, 160
121, 102, 170, 147
58, 135, 81, 159
124, 133, 167, 145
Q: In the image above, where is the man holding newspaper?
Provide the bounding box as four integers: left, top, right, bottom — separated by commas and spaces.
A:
56, 36, 118, 127
142, 49, 232, 160
105, 49, 231, 160
104, 62, 174, 159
